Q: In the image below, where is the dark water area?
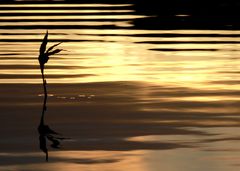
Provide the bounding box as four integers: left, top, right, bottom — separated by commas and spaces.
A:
133, 0, 240, 30
1, 0, 240, 171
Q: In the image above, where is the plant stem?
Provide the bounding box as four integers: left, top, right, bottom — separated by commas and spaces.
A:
40, 67, 47, 126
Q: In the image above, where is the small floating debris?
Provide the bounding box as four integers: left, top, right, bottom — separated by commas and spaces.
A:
78, 94, 96, 99
38, 93, 54, 97
56, 96, 67, 99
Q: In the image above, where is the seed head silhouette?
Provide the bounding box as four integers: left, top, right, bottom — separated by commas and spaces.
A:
38, 30, 62, 76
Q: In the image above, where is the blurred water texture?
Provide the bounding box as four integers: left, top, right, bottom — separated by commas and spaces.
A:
1, 1, 240, 170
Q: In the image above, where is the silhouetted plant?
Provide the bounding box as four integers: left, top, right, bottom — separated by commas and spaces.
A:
38, 31, 64, 162
38, 30, 62, 84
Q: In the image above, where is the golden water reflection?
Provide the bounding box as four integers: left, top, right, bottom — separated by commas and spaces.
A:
1, 4, 133, 7
1, 30, 240, 90
1, 2, 240, 171
2, 148, 240, 171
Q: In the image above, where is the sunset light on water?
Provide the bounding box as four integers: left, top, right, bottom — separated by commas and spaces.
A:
1, 1, 240, 171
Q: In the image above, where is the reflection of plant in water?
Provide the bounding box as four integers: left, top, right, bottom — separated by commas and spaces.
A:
38, 31, 64, 162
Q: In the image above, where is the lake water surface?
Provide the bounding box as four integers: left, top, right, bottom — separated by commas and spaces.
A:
1, 2, 240, 171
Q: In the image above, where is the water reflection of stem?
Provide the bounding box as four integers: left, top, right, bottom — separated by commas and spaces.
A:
39, 68, 49, 161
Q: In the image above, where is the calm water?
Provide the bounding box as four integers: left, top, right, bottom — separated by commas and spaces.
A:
1, 2, 240, 171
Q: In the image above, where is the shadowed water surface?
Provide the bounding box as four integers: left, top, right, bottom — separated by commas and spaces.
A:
1, 1, 240, 171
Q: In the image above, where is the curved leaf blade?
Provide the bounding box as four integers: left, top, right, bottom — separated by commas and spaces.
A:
47, 49, 62, 56
47, 42, 62, 53
39, 30, 48, 55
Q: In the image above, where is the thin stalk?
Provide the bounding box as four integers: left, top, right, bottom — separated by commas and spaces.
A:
40, 67, 47, 126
